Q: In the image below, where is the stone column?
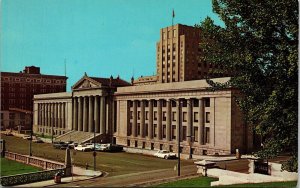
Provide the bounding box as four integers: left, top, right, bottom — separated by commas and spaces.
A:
157, 99, 162, 140
41, 104, 45, 126
55, 103, 58, 128
88, 96, 94, 132
166, 100, 171, 141
132, 100, 137, 137
78, 97, 83, 131
58, 103, 61, 128
83, 97, 88, 132
199, 98, 204, 145
47, 103, 51, 127
62, 103, 65, 129
73, 98, 78, 131
187, 99, 193, 143
100, 96, 106, 134
148, 100, 153, 139
94, 96, 100, 133
140, 100, 145, 137
50, 103, 54, 128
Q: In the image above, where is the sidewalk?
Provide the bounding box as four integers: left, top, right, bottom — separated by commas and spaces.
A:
14, 167, 102, 187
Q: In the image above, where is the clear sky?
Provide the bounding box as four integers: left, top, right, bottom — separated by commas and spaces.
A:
1, 0, 223, 91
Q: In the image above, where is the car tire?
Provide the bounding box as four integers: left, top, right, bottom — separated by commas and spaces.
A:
164, 156, 168, 159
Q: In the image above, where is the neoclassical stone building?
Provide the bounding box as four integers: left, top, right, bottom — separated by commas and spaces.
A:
34, 75, 253, 155
33, 24, 253, 155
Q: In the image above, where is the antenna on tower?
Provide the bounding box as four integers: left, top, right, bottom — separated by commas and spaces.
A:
64, 58, 67, 77
172, 9, 175, 26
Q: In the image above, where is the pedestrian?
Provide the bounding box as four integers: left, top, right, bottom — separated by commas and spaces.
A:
86, 162, 89, 170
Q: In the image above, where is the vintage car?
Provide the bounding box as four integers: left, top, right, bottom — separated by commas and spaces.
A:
53, 141, 68, 149
74, 144, 92, 152
153, 150, 177, 159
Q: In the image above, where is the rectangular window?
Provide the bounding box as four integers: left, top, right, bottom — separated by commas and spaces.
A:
194, 127, 198, 142
169, 145, 174, 152
154, 124, 157, 138
142, 142, 146, 149
137, 123, 140, 136
127, 140, 130, 146
154, 111, 157, 120
206, 112, 211, 123
145, 111, 149, 120
172, 112, 176, 121
172, 125, 176, 139
128, 123, 132, 136
183, 126, 187, 141
173, 29, 176, 37
205, 127, 210, 143
138, 111, 141, 120
135, 141, 138, 147
193, 99, 199, 107
163, 124, 166, 138
160, 144, 163, 150
194, 112, 199, 122
163, 112, 166, 121
145, 123, 148, 136
183, 112, 187, 122
205, 98, 210, 107
151, 143, 154, 150
130, 111, 133, 119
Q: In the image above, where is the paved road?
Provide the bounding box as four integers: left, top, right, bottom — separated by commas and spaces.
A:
50, 159, 252, 187
50, 165, 198, 187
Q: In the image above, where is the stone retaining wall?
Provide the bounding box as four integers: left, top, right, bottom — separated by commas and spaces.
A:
4, 151, 64, 170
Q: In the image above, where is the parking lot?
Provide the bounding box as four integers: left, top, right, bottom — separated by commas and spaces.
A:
2, 134, 194, 177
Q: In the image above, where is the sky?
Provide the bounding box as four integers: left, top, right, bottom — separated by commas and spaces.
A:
1, 0, 223, 91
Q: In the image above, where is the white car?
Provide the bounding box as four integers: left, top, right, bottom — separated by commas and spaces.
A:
154, 150, 177, 159
74, 144, 92, 152
95, 144, 110, 151
22, 135, 31, 140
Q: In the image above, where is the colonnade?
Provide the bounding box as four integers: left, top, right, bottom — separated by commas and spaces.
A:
37, 102, 66, 129
128, 98, 207, 145
73, 96, 106, 134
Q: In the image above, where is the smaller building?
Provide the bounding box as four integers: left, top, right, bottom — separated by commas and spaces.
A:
1, 66, 67, 130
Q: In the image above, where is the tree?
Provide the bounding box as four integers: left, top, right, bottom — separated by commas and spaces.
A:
197, 0, 298, 172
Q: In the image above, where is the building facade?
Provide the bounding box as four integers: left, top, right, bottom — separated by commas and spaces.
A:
34, 75, 253, 155
134, 24, 228, 86
33, 24, 253, 155
33, 74, 130, 139
1, 66, 67, 130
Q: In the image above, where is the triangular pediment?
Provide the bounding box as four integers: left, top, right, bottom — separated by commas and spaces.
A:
72, 73, 102, 90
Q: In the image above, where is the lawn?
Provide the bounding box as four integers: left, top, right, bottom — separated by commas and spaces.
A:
0, 157, 42, 176
156, 177, 217, 187
156, 177, 298, 187
2, 134, 194, 177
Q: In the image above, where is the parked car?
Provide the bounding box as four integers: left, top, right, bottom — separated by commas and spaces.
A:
68, 142, 78, 149
85, 143, 97, 150
4, 132, 13, 136
154, 150, 177, 159
107, 144, 123, 152
22, 135, 31, 140
53, 142, 68, 149
74, 144, 92, 152
33, 138, 44, 143
95, 144, 110, 151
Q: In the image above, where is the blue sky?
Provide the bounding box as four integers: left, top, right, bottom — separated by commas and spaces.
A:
1, 0, 223, 91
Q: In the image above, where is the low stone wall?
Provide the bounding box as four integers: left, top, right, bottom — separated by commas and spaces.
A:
5, 151, 64, 170
0, 168, 65, 186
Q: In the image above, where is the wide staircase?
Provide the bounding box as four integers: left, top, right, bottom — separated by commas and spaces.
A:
55, 131, 101, 144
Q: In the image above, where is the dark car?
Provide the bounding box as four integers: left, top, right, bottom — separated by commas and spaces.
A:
53, 142, 68, 149
107, 144, 123, 152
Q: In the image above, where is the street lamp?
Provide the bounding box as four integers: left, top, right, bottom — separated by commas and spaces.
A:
93, 120, 96, 172
169, 98, 182, 176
